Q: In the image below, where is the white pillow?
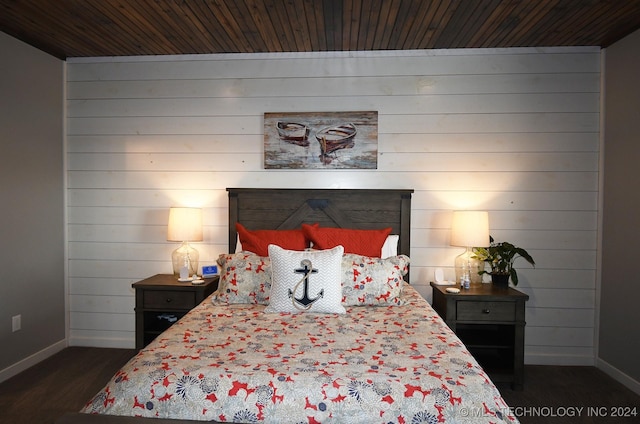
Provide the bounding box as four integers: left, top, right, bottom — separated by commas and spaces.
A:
381, 234, 399, 258
265, 244, 345, 314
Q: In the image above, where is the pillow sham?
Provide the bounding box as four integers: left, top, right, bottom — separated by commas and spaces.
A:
302, 224, 391, 257
265, 245, 345, 314
211, 252, 271, 305
236, 223, 309, 257
237, 225, 398, 257
307, 234, 398, 258
341, 253, 410, 306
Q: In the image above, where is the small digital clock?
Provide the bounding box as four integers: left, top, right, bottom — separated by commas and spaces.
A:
202, 265, 218, 278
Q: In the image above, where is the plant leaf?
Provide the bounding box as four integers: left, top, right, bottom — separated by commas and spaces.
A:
515, 247, 535, 266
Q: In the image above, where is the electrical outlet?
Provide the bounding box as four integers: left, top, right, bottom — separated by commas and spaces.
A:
12, 315, 21, 332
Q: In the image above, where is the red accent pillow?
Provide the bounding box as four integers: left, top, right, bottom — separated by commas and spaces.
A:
302, 224, 391, 257
236, 223, 309, 257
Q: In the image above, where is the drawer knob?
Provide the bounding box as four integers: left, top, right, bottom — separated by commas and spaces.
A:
166, 298, 172, 303
482, 309, 490, 314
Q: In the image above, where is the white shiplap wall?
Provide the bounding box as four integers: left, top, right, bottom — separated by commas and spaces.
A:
66, 48, 600, 365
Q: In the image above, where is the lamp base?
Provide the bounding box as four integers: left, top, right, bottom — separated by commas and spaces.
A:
171, 241, 199, 278
454, 246, 484, 286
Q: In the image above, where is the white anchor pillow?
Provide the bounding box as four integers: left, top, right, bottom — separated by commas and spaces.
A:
265, 244, 346, 314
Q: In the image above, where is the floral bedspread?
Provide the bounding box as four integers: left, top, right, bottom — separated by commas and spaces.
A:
82, 285, 518, 423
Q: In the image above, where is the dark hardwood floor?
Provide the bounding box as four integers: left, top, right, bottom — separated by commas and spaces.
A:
0, 347, 638, 423
0, 347, 136, 424
498, 366, 639, 423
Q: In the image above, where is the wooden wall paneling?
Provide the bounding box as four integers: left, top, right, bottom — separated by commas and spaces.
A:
69, 295, 134, 314
66, 48, 601, 365
68, 259, 165, 281
70, 312, 133, 332
67, 151, 597, 172
67, 205, 228, 227
69, 278, 135, 296
67, 73, 599, 100
65, 50, 599, 81
525, 345, 594, 365
526, 326, 595, 349
66, 134, 261, 153
69, 329, 135, 347
68, 242, 170, 261
523, 288, 596, 309
68, 112, 599, 136
66, 169, 596, 193
67, 93, 600, 117
526, 307, 595, 328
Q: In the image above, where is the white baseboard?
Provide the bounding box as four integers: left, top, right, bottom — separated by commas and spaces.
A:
597, 358, 640, 396
0, 339, 67, 384
68, 336, 134, 349
525, 353, 595, 366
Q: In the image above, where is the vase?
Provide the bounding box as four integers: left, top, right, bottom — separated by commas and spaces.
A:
491, 273, 510, 287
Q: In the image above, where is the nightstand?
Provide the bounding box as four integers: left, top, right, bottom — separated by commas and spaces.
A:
132, 274, 219, 350
430, 282, 529, 390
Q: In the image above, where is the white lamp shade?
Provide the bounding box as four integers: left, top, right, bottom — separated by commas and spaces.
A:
167, 207, 203, 242
450, 210, 490, 247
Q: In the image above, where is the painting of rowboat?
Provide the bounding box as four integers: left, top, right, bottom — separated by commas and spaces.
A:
316, 123, 356, 154
276, 121, 310, 146
264, 111, 378, 169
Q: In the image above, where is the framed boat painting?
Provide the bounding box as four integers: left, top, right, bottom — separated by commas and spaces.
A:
264, 111, 378, 169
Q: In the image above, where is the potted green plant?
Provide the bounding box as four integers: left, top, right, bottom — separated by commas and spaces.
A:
472, 236, 535, 286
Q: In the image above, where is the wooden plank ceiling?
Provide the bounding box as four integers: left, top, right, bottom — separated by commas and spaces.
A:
1, 0, 640, 59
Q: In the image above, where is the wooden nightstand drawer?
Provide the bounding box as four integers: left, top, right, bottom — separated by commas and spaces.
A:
133, 274, 219, 349
456, 300, 516, 322
143, 290, 196, 309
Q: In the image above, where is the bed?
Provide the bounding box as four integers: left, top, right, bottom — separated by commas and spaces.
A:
67, 188, 518, 423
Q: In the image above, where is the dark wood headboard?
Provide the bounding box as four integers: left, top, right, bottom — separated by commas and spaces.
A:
227, 188, 413, 257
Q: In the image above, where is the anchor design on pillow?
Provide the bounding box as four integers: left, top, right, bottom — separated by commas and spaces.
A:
289, 259, 324, 309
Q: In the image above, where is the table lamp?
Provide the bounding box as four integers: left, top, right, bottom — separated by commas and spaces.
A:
450, 210, 490, 286
167, 207, 203, 280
